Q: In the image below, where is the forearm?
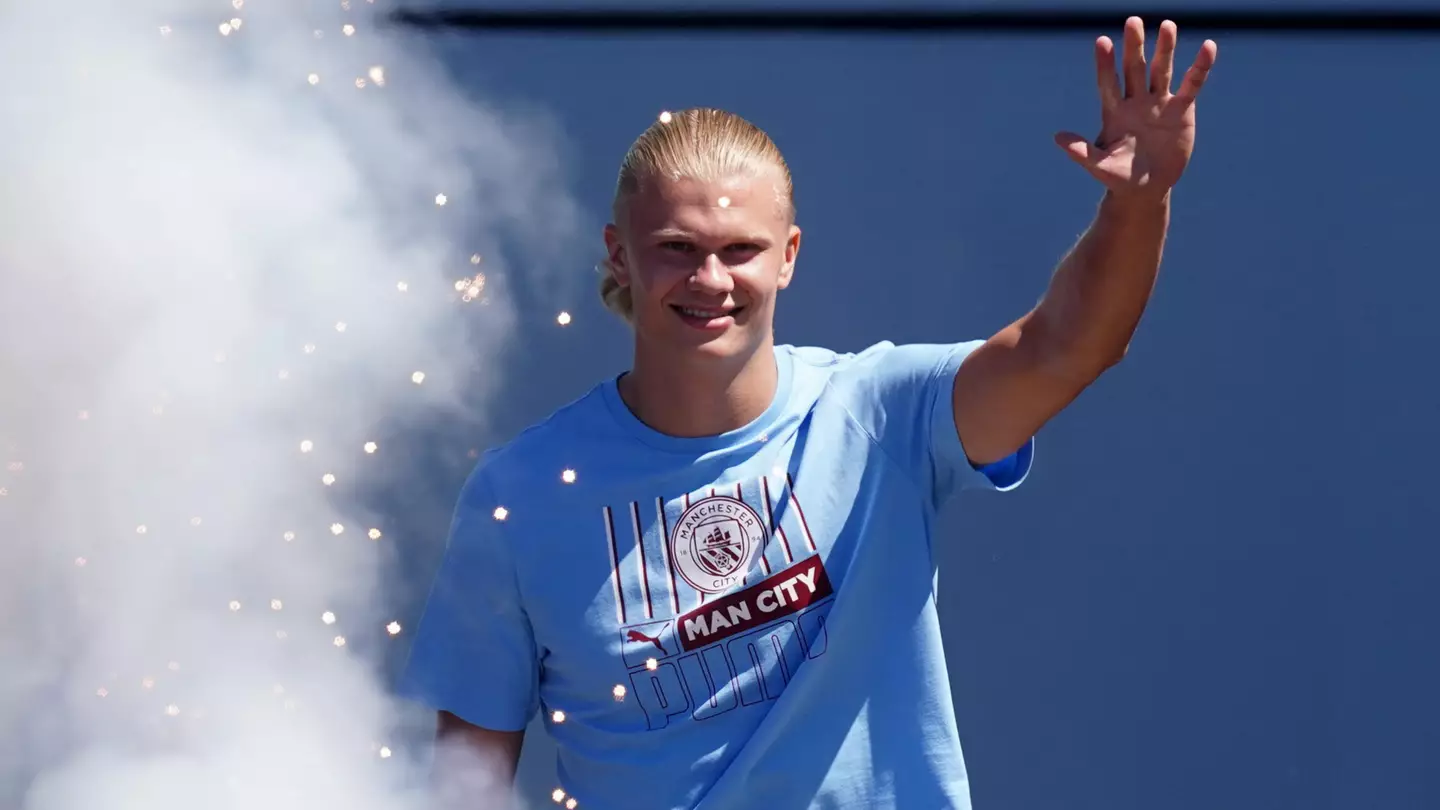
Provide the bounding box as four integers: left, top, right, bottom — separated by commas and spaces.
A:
431, 713, 524, 810
1028, 190, 1171, 379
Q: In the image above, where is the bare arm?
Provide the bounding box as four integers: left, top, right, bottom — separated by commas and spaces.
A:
951, 18, 1216, 466
955, 192, 1168, 464
430, 711, 525, 810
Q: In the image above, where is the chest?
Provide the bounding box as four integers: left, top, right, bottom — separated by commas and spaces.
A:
510, 406, 915, 729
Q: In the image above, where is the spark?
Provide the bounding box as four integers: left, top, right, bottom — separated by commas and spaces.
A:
552, 789, 567, 803
165, 704, 181, 717
232, 0, 243, 8
299, 440, 314, 453
492, 506, 508, 521
270, 600, 283, 611
342, 24, 356, 36
229, 601, 242, 612
363, 441, 378, 453
330, 523, 344, 535
219, 23, 233, 36
459, 272, 486, 302
410, 371, 425, 384
96, 688, 108, 698
386, 621, 402, 635
659, 110, 673, 123
355, 78, 367, 89
321, 611, 336, 625
470, 254, 483, 264
158, 25, 172, 37
136, 525, 148, 535
230, 18, 243, 29
334, 321, 347, 332
551, 710, 566, 723
378, 746, 392, 759
369, 66, 387, 86
303, 343, 316, 354
333, 636, 346, 647
612, 685, 626, 701
395, 281, 408, 292
717, 196, 731, 208
321, 473, 335, 486
646, 658, 658, 671
566, 799, 578, 809
434, 194, 448, 206
307, 74, 320, 86
368, 528, 382, 539
283, 531, 296, 542
557, 311, 572, 326
561, 469, 576, 484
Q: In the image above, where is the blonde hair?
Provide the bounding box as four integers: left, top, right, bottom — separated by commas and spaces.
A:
598, 108, 795, 323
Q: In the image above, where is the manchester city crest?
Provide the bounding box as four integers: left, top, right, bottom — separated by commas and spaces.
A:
670, 495, 765, 594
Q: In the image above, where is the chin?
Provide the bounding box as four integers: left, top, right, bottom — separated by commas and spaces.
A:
652, 322, 760, 364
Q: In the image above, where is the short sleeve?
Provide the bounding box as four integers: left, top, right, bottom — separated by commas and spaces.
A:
841, 341, 1034, 508
395, 470, 540, 732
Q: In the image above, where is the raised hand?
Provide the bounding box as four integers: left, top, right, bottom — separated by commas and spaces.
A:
1055, 17, 1218, 201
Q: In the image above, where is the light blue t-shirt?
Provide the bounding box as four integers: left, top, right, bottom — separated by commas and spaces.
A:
399, 340, 1033, 810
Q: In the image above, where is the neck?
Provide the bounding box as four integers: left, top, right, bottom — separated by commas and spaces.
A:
619, 338, 778, 438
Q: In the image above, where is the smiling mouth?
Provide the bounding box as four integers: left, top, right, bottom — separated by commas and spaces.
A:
671, 305, 743, 321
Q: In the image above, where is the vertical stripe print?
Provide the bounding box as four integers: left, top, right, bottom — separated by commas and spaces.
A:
759, 475, 794, 567
602, 476, 818, 627
655, 497, 680, 615
604, 493, 689, 625
785, 472, 818, 553
602, 506, 625, 625
629, 501, 653, 621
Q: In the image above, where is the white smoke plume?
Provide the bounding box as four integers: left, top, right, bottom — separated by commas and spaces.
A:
0, 0, 583, 807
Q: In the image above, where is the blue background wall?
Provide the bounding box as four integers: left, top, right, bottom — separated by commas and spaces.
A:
398, 9, 1440, 809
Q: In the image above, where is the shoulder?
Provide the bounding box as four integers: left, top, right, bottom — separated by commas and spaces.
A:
464, 383, 614, 500
779, 340, 980, 394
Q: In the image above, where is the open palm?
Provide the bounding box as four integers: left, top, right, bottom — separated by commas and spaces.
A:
1056, 18, 1218, 199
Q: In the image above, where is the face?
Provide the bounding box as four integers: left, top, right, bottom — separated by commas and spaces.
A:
604, 169, 801, 365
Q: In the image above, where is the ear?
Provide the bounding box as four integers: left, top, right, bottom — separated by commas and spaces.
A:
602, 224, 630, 286
776, 225, 802, 290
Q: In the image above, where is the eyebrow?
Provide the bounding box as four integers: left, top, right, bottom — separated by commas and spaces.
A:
650, 228, 771, 243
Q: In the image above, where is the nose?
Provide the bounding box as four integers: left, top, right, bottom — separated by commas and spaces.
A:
688, 254, 734, 295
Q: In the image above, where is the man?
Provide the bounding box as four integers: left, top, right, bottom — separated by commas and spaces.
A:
399, 17, 1216, 810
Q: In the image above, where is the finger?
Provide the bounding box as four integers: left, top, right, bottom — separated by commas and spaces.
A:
1054, 131, 1102, 167
1173, 39, 1218, 106
1094, 36, 1121, 112
1122, 17, 1147, 99
1150, 20, 1177, 95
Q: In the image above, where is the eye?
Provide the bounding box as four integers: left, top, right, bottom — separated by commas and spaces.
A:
726, 243, 762, 253
659, 241, 694, 252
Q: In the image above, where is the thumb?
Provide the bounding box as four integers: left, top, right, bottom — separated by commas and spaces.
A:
1054, 131, 1098, 166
